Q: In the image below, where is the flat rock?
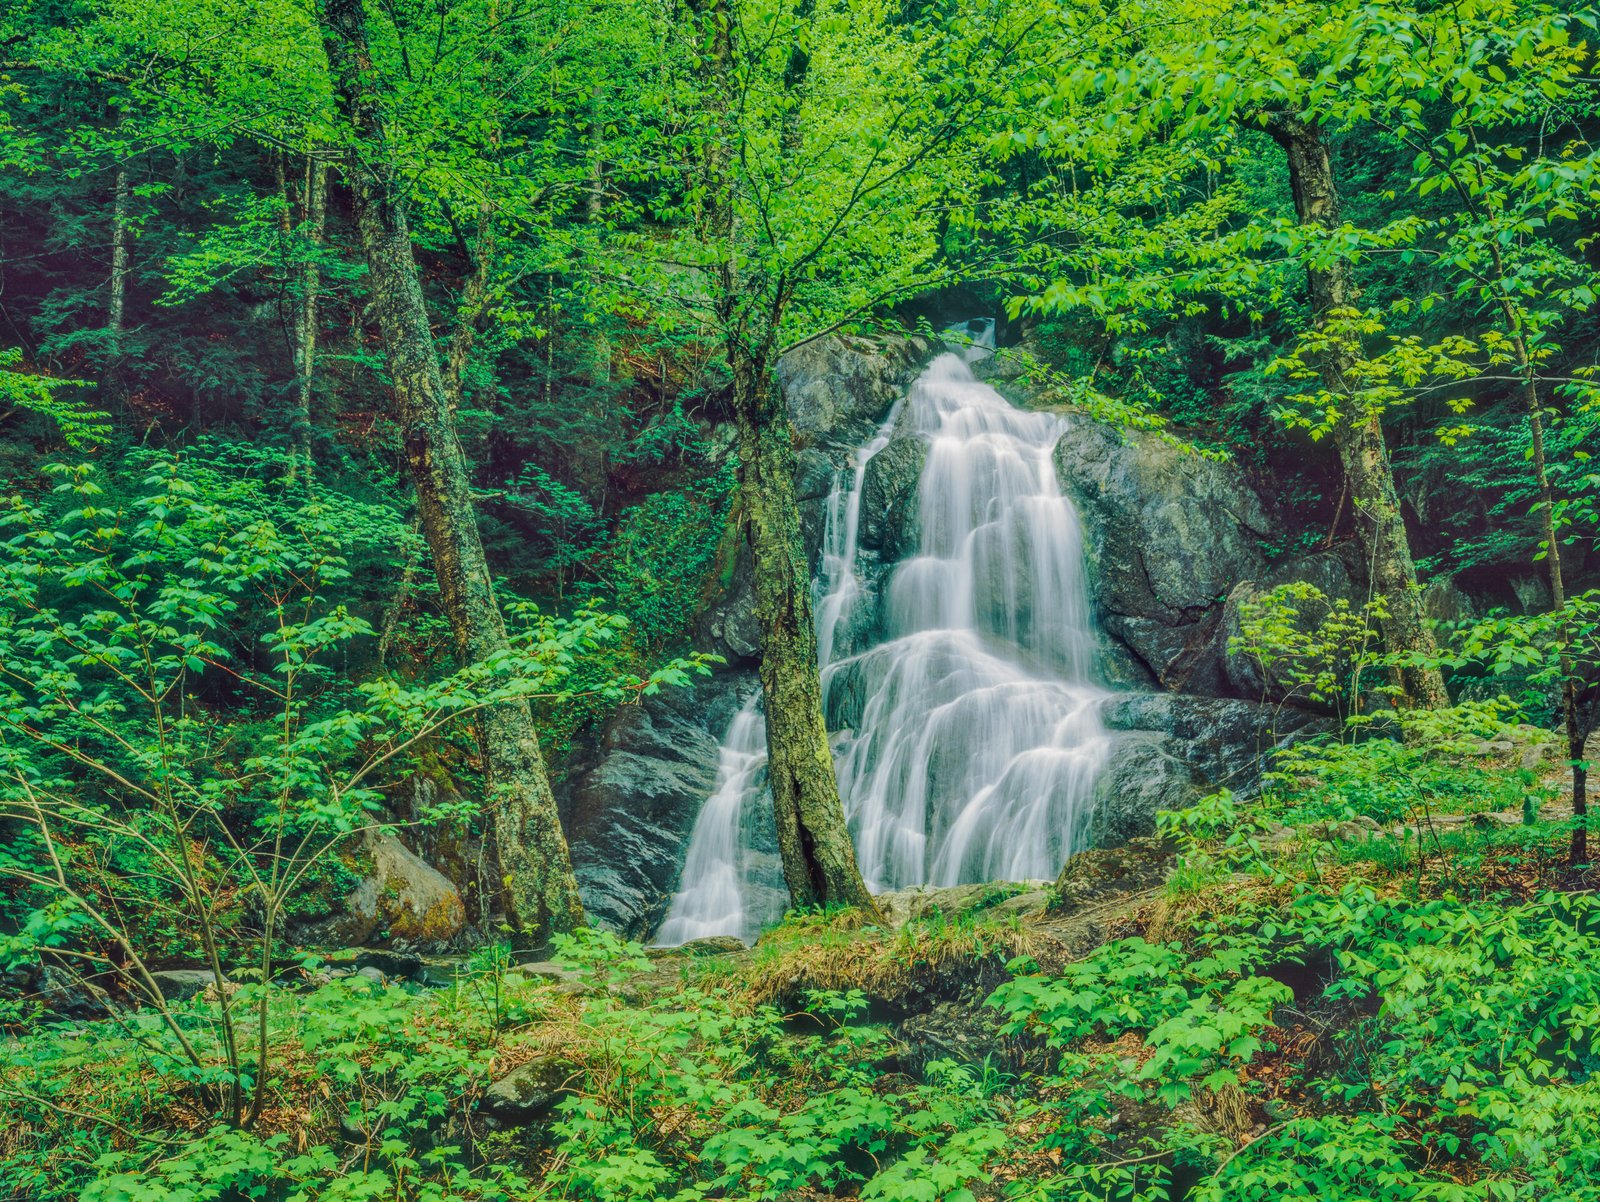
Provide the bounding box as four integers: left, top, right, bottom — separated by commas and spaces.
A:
516, 960, 586, 985
149, 969, 220, 1001
675, 935, 748, 956
875, 882, 1051, 927
481, 1056, 577, 1126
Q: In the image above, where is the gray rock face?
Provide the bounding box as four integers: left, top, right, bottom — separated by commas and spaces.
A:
1219, 551, 1361, 704
1052, 418, 1274, 693
778, 334, 940, 449
1089, 732, 1198, 847
860, 436, 926, 559
699, 544, 763, 662
559, 670, 758, 939
1089, 691, 1333, 841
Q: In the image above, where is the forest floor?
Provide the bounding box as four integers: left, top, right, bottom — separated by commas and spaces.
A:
5, 723, 1600, 1199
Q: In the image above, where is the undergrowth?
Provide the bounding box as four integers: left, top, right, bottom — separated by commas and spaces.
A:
7, 809, 1600, 1199
4, 708, 1600, 1199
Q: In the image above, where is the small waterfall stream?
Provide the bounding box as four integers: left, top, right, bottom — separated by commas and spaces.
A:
658, 322, 1112, 943
653, 696, 769, 945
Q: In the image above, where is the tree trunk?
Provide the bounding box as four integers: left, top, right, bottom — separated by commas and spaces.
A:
1491, 278, 1587, 863
103, 140, 130, 402
1264, 114, 1450, 710
685, 0, 876, 916
734, 358, 878, 914
291, 157, 328, 482
317, 0, 583, 939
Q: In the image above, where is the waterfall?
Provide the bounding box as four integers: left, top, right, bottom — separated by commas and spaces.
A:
657, 320, 1111, 943
653, 695, 770, 945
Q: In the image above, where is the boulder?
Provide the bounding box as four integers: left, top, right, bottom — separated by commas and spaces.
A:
560, 671, 758, 939
1053, 835, 1177, 906
10, 964, 113, 1018
295, 831, 467, 951
1423, 577, 1477, 629
674, 935, 749, 957
149, 969, 221, 1001
517, 960, 588, 986
353, 948, 422, 978
481, 1056, 576, 1126
1052, 417, 1274, 693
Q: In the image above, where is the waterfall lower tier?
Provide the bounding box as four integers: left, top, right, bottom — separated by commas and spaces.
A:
653, 696, 771, 946
658, 323, 1112, 943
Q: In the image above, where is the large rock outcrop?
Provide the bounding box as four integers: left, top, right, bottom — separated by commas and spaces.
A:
559, 671, 758, 939
778, 333, 940, 451
567, 334, 1358, 936
1052, 418, 1276, 694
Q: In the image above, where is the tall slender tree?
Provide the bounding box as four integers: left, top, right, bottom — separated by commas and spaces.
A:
601, 0, 1034, 911
1260, 112, 1450, 708
316, 0, 584, 939
1353, 0, 1600, 855
1005, 0, 1458, 706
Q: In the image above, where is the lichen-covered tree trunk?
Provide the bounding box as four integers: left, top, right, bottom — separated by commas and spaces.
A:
1266, 115, 1450, 710
733, 360, 878, 915
291, 157, 327, 481
683, 0, 875, 916
103, 128, 129, 403
318, 0, 583, 939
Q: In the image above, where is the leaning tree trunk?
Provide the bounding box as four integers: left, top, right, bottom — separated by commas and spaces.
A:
318, 0, 583, 940
1493, 277, 1588, 862
1265, 114, 1450, 710
733, 357, 878, 914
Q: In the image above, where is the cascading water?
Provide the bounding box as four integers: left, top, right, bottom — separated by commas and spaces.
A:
657, 321, 1112, 943
653, 695, 770, 945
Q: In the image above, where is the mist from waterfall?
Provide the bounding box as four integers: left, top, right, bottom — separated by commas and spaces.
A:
657, 322, 1111, 943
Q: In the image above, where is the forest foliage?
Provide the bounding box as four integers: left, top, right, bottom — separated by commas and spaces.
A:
0, 0, 1597, 1197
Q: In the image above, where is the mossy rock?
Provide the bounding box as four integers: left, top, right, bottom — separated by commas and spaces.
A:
294, 831, 466, 950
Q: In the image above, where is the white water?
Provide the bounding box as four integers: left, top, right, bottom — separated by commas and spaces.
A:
657, 321, 1111, 943
653, 695, 770, 945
